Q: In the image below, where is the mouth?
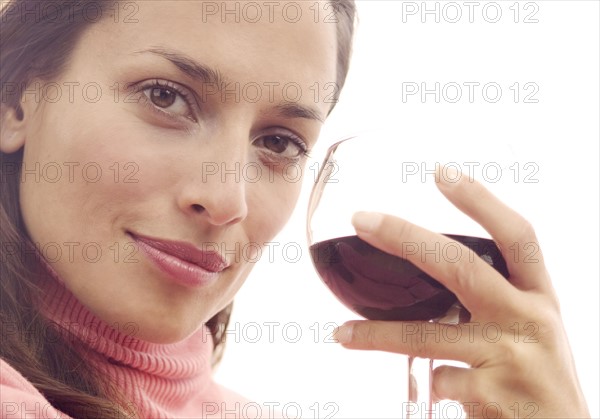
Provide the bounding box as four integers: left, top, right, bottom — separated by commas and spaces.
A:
128, 231, 230, 287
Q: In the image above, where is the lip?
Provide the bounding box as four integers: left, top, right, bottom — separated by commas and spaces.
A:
128, 231, 229, 287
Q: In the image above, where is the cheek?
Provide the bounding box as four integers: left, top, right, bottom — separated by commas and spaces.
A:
246, 175, 303, 246
18, 105, 152, 248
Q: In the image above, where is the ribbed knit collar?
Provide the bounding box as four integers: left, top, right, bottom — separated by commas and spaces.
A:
36, 272, 223, 418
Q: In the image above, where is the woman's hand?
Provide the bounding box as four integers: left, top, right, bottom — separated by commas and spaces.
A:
332, 168, 590, 418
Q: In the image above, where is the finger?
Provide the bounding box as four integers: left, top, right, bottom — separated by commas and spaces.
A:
333, 320, 485, 364
435, 166, 549, 292
432, 364, 480, 404
351, 212, 520, 317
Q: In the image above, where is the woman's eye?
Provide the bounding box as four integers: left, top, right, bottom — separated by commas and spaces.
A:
133, 80, 199, 123
255, 134, 308, 159
147, 87, 177, 108
143, 86, 190, 116
264, 135, 289, 153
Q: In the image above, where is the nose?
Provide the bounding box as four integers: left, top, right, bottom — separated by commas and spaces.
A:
177, 146, 249, 227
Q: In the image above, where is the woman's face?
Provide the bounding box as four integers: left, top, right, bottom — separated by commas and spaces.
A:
14, 1, 337, 343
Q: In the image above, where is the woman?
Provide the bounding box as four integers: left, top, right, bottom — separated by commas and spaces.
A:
0, 0, 590, 418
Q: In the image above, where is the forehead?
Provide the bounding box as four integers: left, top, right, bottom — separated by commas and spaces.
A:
84, 1, 338, 93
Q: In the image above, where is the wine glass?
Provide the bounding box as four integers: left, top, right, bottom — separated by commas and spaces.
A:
306, 133, 510, 418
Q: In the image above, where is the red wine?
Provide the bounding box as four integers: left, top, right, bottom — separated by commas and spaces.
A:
309, 235, 509, 321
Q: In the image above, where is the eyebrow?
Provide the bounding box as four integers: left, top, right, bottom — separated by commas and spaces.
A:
270, 103, 324, 123
133, 47, 226, 85
132, 47, 325, 123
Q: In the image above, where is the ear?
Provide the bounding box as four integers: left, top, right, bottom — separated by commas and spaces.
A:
0, 105, 27, 154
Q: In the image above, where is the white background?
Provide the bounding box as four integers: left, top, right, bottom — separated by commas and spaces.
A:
215, 1, 600, 418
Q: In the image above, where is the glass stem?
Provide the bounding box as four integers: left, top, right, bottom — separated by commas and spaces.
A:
406, 356, 434, 419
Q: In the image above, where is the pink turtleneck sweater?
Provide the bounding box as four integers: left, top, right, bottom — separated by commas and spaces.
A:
0, 274, 254, 418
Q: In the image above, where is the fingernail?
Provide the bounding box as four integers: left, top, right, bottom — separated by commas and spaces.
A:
438, 165, 462, 186
352, 212, 382, 234
333, 323, 354, 344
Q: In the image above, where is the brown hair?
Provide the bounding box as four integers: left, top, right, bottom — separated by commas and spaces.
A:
0, 1, 356, 417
